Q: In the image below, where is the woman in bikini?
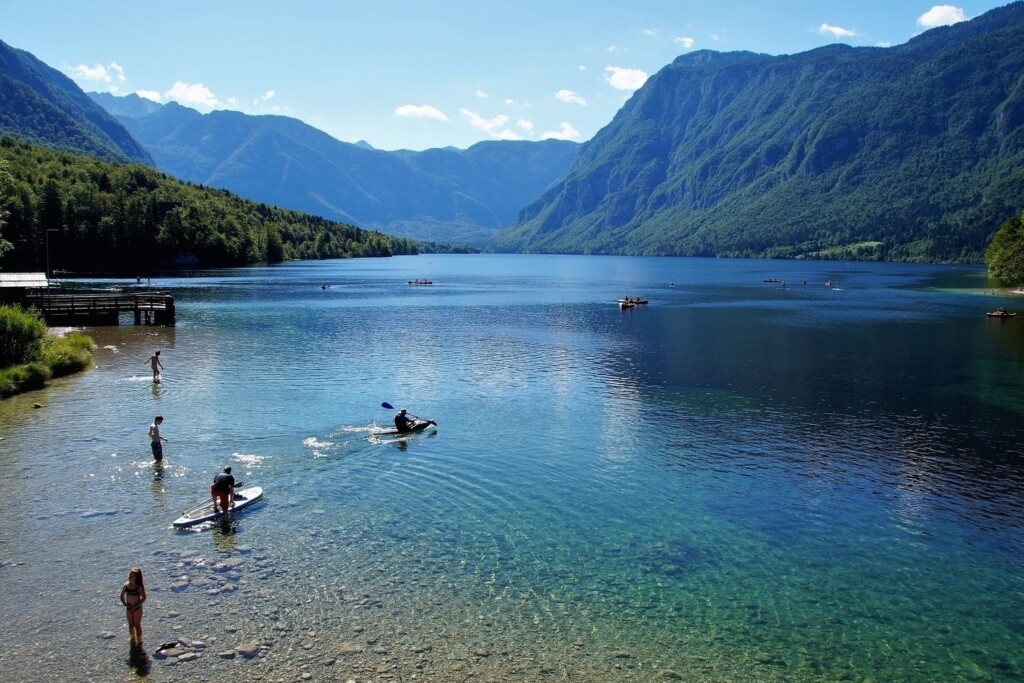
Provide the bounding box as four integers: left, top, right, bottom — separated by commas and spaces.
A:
119, 566, 147, 646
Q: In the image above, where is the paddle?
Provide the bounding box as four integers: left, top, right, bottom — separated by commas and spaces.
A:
380, 402, 436, 427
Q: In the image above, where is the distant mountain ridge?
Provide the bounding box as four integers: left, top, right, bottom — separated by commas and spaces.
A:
89, 93, 578, 247
494, 2, 1024, 262
0, 40, 151, 164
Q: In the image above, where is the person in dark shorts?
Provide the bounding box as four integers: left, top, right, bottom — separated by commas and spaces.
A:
211, 466, 235, 514
148, 416, 166, 461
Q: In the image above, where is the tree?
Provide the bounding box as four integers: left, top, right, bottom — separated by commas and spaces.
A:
985, 212, 1024, 286
0, 160, 13, 259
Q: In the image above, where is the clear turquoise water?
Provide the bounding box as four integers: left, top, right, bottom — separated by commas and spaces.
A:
0, 255, 1022, 682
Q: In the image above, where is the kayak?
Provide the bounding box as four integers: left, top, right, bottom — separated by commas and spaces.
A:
172, 486, 263, 528
987, 311, 1016, 317
372, 419, 436, 436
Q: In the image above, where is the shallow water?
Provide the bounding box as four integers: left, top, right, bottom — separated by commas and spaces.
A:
0, 255, 1022, 682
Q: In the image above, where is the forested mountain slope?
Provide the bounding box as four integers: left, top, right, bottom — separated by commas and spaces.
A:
91, 94, 577, 247
494, 2, 1024, 262
0, 40, 151, 165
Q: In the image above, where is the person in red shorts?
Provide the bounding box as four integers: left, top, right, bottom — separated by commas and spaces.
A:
210, 466, 235, 515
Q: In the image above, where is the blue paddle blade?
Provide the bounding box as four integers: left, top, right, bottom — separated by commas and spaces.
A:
381, 402, 394, 410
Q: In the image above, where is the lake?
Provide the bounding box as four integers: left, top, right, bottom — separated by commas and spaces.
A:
0, 254, 1022, 682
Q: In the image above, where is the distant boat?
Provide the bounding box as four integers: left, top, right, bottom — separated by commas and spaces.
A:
617, 297, 648, 305
987, 309, 1016, 318
619, 300, 635, 309
408, 279, 433, 285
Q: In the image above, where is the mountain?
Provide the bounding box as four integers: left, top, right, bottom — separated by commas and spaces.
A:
89, 93, 578, 247
493, 2, 1024, 262
0, 40, 151, 164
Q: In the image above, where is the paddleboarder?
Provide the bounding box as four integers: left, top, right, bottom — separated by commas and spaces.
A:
211, 466, 235, 515
119, 566, 147, 647
148, 416, 166, 462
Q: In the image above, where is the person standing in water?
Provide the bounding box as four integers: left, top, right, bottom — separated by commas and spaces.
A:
211, 466, 235, 515
119, 566, 146, 647
146, 350, 163, 382
148, 416, 166, 462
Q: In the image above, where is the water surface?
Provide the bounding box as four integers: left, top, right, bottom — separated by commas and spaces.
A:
0, 255, 1022, 682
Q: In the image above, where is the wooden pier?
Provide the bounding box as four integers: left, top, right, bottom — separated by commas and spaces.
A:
27, 290, 176, 326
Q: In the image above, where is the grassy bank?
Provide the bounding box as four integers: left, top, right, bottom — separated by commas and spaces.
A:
0, 305, 93, 398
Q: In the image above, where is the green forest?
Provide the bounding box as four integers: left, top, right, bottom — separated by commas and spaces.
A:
986, 211, 1024, 286
0, 137, 468, 275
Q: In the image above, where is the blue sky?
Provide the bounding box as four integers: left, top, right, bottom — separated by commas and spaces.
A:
0, 1, 1011, 151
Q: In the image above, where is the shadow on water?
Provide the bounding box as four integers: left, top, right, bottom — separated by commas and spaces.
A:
127, 644, 150, 677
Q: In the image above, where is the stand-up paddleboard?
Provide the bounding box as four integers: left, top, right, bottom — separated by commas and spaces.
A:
172, 486, 263, 528
372, 419, 436, 436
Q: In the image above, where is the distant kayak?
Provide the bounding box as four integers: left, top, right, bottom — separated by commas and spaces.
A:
372, 419, 436, 436
172, 486, 263, 528
987, 311, 1016, 318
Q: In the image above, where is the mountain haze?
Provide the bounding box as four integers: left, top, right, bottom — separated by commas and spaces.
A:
89, 93, 578, 247
0, 40, 151, 165
494, 2, 1024, 262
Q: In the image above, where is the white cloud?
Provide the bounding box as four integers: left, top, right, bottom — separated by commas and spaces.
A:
69, 63, 115, 83
643, 28, 658, 38
475, 89, 489, 98
817, 23, 857, 39
917, 5, 967, 27
504, 98, 515, 105
711, 33, 722, 42
493, 129, 522, 140
604, 66, 648, 91
165, 81, 220, 108
541, 122, 581, 141
674, 36, 695, 49
109, 62, 126, 82
516, 119, 534, 133
250, 90, 277, 108
555, 89, 587, 106
136, 90, 162, 102
460, 109, 510, 133
459, 109, 524, 139
578, 65, 587, 71
394, 104, 450, 121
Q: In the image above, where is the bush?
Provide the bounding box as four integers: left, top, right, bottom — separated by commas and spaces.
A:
0, 306, 93, 397
0, 305, 47, 367
41, 332, 94, 377
0, 361, 51, 397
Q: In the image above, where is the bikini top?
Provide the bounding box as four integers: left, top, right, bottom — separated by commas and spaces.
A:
124, 585, 141, 597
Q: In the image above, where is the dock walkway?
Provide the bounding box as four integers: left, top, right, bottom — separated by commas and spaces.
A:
27, 290, 175, 326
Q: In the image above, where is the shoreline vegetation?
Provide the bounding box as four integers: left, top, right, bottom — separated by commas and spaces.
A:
0, 304, 93, 398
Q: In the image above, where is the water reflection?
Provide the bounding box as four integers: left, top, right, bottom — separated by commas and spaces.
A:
150, 463, 164, 507
127, 644, 150, 676
211, 518, 238, 553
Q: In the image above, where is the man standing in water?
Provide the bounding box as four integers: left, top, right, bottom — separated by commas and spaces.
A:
211, 466, 235, 515
147, 350, 163, 382
148, 416, 166, 462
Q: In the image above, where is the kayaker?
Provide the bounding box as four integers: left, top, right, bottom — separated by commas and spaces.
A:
211, 466, 235, 515
394, 408, 414, 433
